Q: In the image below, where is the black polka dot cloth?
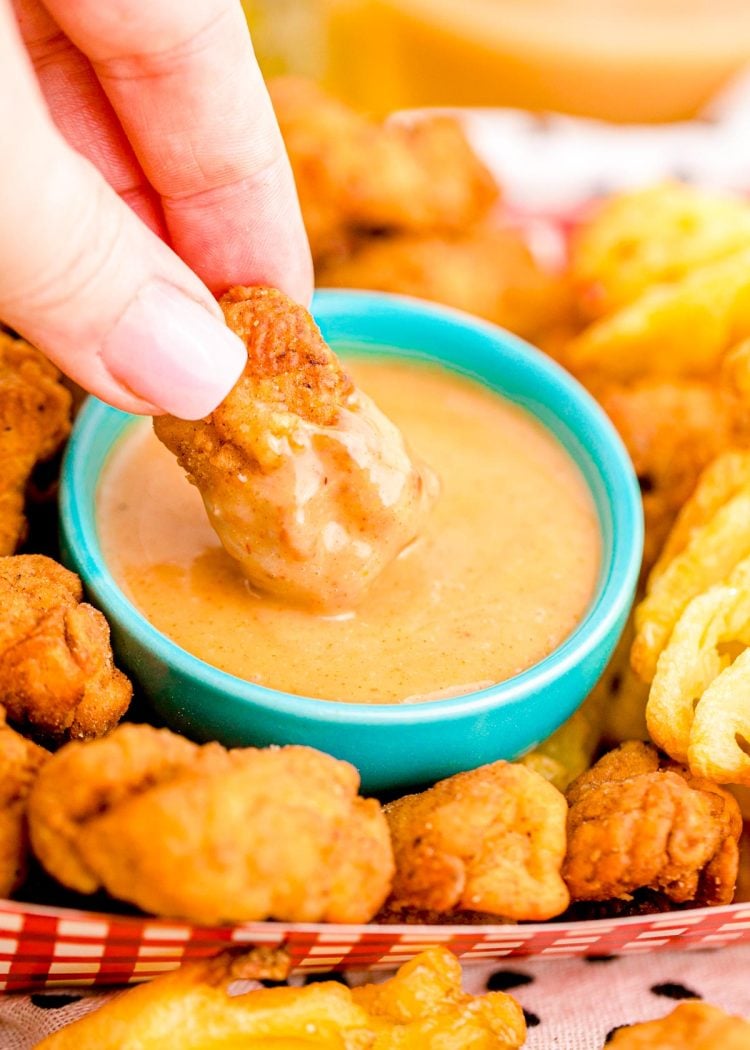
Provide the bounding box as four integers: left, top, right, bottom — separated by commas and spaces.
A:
1, 948, 750, 1048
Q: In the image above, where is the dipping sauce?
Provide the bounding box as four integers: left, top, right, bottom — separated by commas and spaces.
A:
98, 359, 600, 704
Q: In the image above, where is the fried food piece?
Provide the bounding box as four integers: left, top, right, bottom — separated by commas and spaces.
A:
592, 619, 649, 746
570, 183, 750, 320
28, 724, 394, 924
0, 555, 131, 742
0, 706, 47, 896
563, 741, 741, 906
632, 480, 750, 682
154, 286, 436, 612
566, 245, 750, 382
0, 333, 71, 554
317, 228, 571, 341
607, 1002, 750, 1049
589, 378, 740, 570
521, 688, 608, 792
383, 760, 569, 921
36, 946, 527, 1050
270, 76, 498, 262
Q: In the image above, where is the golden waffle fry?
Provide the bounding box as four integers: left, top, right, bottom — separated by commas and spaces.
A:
570, 183, 750, 320
567, 245, 750, 382
632, 487, 750, 681
690, 648, 750, 785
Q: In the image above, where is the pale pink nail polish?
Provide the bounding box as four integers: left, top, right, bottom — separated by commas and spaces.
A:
102, 282, 247, 419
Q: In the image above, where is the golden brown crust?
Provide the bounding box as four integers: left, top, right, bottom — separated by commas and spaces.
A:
384, 761, 570, 921
563, 741, 742, 906
608, 1001, 750, 1049
0, 707, 48, 896
0, 334, 71, 555
29, 725, 395, 924
0, 555, 132, 743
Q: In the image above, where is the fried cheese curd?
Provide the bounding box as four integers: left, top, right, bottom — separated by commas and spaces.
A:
269, 76, 498, 263
0, 333, 71, 555
383, 761, 570, 921
563, 742, 741, 907
0, 706, 47, 896
607, 1002, 750, 1050
28, 724, 394, 924
154, 287, 436, 612
36, 947, 527, 1050
0, 555, 131, 743
317, 228, 571, 343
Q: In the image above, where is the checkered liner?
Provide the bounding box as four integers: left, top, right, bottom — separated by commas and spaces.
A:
2, 899, 750, 992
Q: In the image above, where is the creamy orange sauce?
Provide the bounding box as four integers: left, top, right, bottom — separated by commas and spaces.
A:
98, 359, 600, 703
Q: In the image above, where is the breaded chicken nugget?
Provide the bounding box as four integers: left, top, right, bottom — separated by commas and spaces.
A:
28, 725, 394, 924
0, 555, 131, 742
35, 947, 526, 1050
563, 742, 741, 906
607, 1001, 750, 1049
154, 286, 435, 611
383, 761, 569, 921
317, 228, 571, 341
570, 183, 750, 320
270, 76, 498, 262
0, 706, 47, 896
0, 334, 71, 554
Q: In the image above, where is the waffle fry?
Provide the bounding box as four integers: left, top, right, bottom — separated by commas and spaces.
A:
690, 648, 750, 785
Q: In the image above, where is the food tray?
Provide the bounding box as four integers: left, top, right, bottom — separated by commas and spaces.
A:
2, 899, 750, 992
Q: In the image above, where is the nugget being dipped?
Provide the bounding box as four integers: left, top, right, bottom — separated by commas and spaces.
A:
36, 946, 526, 1050
0, 706, 47, 896
383, 761, 570, 921
0, 555, 131, 743
154, 286, 436, 611
29, 725, 394, 924
563, 741, 741, 907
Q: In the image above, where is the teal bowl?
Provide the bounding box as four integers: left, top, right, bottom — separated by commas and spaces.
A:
60, 291, 643, 792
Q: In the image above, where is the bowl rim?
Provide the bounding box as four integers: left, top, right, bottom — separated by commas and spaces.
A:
60, 289, 643, 727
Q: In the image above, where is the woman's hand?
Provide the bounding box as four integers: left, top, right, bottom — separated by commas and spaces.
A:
0, 0, 313, 418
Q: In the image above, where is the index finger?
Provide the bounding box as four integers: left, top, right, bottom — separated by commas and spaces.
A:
43, 0, 312, 302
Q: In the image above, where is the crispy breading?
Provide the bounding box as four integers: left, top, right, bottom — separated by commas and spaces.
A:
570, 183, 750, 320
563, 742, 741, 906
35, 946, 526, 1050
607, 1001, 750, 1049
0, 555, 131, 743
383, 761, 569, 921
28, 725, 394, 924
0, 333, 71, 554
0, 707, 47, 896
154, 286, 436, 611
270, 76, 498, 262
588, 378, 741, 570
317, 228, 571, 341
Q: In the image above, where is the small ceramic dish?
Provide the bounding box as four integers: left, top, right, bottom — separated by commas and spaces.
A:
60, 291, 642, 791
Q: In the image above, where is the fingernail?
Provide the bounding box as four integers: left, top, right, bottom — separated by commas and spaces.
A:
102, 281, 246, 419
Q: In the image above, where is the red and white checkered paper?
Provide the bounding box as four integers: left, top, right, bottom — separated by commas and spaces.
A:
3, 899, 750, 993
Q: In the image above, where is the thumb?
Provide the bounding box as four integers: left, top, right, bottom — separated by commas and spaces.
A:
0, 8, 245, 419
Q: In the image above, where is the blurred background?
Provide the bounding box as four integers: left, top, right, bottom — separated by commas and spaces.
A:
243, 0, 750, 123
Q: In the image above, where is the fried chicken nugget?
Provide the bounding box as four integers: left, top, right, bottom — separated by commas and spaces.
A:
0, 333, 71, 555
0, 706, 47, 896
570, 183, 750, 320
269, 76, 498, 262
154, 286, 435, 611
28, 724, 394, 924
563, 742, 741, 906
589, 378, 740, 570
36, 947, 527, 1050
317, 228, 571, 342
0, 555, 131, 742
566, 245, 750, 382
383, 761, 569, 921
607, 1002, 750, 1049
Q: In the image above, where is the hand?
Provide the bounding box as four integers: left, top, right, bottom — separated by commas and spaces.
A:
0, 0, 313, 418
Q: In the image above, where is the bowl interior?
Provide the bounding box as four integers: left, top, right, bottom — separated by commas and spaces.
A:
61, 290, 643, 730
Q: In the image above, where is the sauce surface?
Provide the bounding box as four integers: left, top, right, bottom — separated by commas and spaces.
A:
98, 359, 600, 703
